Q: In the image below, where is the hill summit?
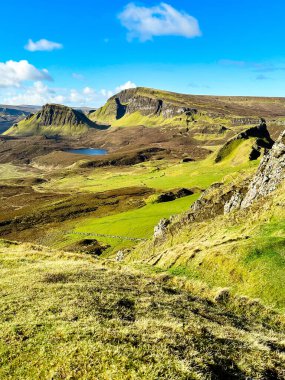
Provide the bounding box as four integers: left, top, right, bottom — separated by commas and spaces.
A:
4, 104, 97, 137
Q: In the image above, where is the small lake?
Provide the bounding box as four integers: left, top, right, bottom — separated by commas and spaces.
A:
67, 148, 108, 156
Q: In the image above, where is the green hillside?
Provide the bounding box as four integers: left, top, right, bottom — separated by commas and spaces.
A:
4, 104, 96, 137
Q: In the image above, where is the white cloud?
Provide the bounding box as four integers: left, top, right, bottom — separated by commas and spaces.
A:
25, 39, 63, 52
3, 81, 64, 105
1, 81, 137, 107
0, 60, 52, 88
100, 89, 114, 98
115, 80, 136, 92
83, 86, 95, 95
118, 2, 201, 41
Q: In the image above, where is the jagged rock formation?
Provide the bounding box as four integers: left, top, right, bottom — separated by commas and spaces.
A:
241, 130, 285, 207
154, 218, 171, 241
224, 130, 284, 212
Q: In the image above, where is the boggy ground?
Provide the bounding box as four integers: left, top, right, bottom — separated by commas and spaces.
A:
0, 240, 284, 380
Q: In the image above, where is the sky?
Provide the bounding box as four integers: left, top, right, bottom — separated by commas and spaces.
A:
1, 0, 285, 107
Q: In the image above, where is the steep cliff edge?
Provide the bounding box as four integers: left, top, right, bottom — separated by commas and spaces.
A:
4, 104, 98, 137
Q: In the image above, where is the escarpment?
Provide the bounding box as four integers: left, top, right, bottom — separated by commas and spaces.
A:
92, 87, 198, 123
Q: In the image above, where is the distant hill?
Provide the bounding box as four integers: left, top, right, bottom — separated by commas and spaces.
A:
0, 105, 41, 134
4, 104, 100, 137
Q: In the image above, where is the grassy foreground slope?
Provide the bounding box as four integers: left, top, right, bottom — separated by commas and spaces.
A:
1, 240, 285, 380
130, 180, 285, 310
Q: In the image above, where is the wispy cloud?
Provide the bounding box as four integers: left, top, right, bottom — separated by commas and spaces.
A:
256, 74, 271, 81
253, 64, 285, 73
25, 39, 63, 52
0, 60, 52, 87
220, 59, 285, 74
118, 2, 201, 41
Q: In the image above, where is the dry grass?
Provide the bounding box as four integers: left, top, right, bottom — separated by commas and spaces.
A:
0, 240, 285, 379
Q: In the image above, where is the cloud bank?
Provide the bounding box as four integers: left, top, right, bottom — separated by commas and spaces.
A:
2, 81, 137, 107
0, 60, 52, 87
118, 2, 201, 41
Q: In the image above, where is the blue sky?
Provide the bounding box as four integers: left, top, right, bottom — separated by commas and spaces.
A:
1, 0, 285, 106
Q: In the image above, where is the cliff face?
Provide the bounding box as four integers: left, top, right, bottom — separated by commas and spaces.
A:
124, 94, 197, 119
92, 87, 198, 124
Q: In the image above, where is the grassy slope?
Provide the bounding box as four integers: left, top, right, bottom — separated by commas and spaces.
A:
0, 240, 285, 380
40, 144, 259, 195
130, 183, 285, 310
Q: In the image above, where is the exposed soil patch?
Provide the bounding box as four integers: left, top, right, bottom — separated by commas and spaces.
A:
0, 185, 154, 241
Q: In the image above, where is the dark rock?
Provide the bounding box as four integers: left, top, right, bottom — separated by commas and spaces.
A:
156, 188, 194, 203
65, 239, 109, 256
156, 192, 176, 203
182, 157, 194, 162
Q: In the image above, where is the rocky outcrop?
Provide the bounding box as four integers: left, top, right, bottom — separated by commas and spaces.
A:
240, 130, 285, 208
36, 104, 95, 127
215, 120, 274, 163
154, 218, 171, 241
225, 130, 284, 211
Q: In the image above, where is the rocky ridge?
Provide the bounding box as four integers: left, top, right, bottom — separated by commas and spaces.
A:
154, 129, 285, 240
